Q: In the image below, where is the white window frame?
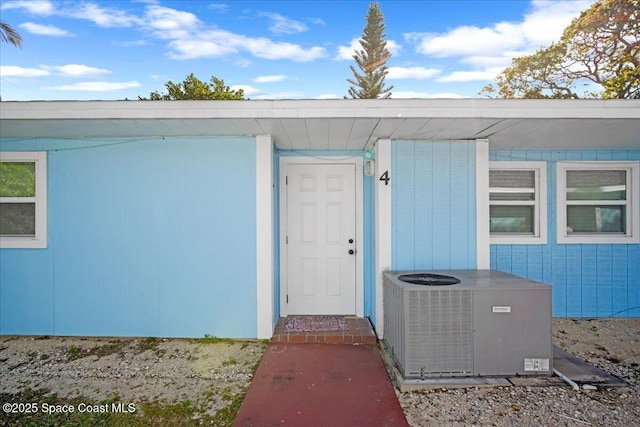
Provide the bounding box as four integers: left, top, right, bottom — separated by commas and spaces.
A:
556, 161, 639, 244
0, 151, 48, 249
489, 161, 547, 245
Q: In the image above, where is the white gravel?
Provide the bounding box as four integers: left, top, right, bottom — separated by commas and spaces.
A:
397, 318, 640, 426
0, 337, 266, 417
1, 319, 638, 426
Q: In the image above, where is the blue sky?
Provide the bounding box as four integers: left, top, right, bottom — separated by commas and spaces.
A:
0, 0, 596, 100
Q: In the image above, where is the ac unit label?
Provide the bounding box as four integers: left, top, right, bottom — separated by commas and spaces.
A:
524, 358, 550, 372
492, 306, 511, 313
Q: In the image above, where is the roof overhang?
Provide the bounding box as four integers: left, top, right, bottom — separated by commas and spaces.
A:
1, 99, 638, 150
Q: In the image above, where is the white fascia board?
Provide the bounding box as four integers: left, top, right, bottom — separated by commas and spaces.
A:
475, 139, 490, 269
2, 99, 639, 121
374, 138, 392, 338
256, 134, 274, 339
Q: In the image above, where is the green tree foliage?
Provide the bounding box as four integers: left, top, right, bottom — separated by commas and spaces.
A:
480, 0, 639, 99
346, 2, 393, 99
0, 162, 35, 197
0, 21, 22, 47
140, 73, 245, 100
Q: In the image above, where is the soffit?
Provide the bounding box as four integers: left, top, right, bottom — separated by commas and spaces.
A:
1, 99, 638, 150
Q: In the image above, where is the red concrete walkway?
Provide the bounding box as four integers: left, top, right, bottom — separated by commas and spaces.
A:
233, 343, 409, 427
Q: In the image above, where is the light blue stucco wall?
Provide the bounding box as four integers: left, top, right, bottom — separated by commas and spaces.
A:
1, 137, 257, 337
490, 149, 640, 318
392, 140, 477, 270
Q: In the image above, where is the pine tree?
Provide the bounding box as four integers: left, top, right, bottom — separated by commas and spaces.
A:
346, 2, 393, 99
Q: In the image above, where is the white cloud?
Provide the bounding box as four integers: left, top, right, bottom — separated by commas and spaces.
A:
521, 0, 597, 48
19, 22, 74, 36
5, 1, 326, 65
253, 75, 287, 83
403, 0, 595, 83
245, 38, 325, 61
44, 81, 141, 91
144, 5, 200, 33
437, 67, 504, 83
407, 1, 593, 60
0, 0, 54, 15
167, 37, 237, 58
230, 85, 261, 96
208, 4, 229, 13
0, 65, 50, 77
387, 67, 441, 80
68, 3, 142, 28
45, 64, 111, 77
315, 93, 339, 99
461, 54, 523, 69
405, 24, 524, 61
168, 29, 326, 62
335, 40, 359, 61
260, 12, 307, 35
112, 39, 148, 47
335, 38, 401, 61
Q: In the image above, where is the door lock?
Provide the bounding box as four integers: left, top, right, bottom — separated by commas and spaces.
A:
348, 239, 354, 244
349, 249, 355, 255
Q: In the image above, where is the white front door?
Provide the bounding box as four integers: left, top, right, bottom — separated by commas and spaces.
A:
283, 162, 357, 315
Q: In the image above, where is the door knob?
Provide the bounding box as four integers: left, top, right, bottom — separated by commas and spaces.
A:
349, 249, 355, 255
349, 239, 354, 244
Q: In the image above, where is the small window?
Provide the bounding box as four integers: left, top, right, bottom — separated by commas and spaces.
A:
489, 162, 547, 244
557, 162, 639, 244
0, 152, 47, 248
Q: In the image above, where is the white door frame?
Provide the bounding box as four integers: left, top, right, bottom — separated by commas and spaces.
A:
279, 156, 364, 317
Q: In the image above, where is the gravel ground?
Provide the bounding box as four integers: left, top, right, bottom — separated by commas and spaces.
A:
1, 319, 638, 426
0, 336, 266, 419
398, 318, 640, 427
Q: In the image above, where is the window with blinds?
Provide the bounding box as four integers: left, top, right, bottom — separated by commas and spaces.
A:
489, 162, 547, 244
557, 162, 639, 244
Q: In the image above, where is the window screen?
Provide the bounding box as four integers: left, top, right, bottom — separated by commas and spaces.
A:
565, 170, 627, 234
0, 161, 37, 237
490, 169, 537, 234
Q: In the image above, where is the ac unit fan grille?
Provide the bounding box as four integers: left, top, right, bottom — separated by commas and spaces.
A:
405, 289, 473, 377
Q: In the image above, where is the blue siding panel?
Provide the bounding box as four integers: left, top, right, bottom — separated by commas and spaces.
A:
413, 143, 433, 268
612, 246, 628, 318
1, 137, 258, 337
392, 140, 476, 270
596, 246, 613, 317
628, 246, 640, 316
489, 245, 497, 269
551, 246, 567, 316
581, 246, 598, 317
490, 149, 640, 318
526, 246, 544, 282
392, 142, 416, 269
431, 143, 453, 268
565, 246, 582, 317
511, 246, 527, 278
495, 245, 512, 273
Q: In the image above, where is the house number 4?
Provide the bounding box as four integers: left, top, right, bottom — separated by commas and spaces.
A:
379, 170, 390, 185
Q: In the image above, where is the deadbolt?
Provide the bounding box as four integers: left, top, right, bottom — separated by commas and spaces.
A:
349, 239, 354, 244
349, 249, 355, 255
